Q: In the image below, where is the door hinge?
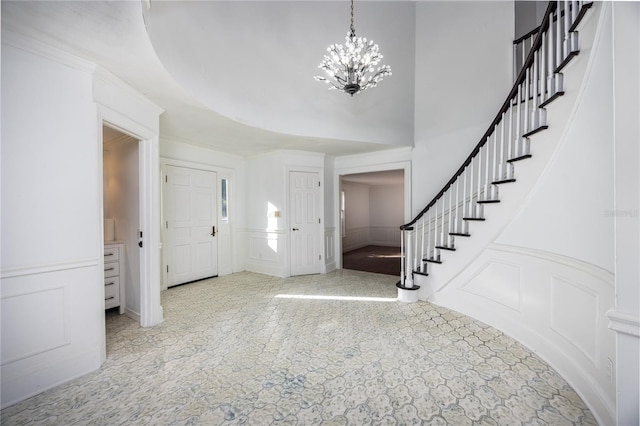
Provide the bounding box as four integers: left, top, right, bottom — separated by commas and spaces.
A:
318, 254, 322, 260
165, 175, 168, 183
166, 265, 169, 273
318, 218, 321, 224
318, 181, 321, 187
166, 221, 169, 229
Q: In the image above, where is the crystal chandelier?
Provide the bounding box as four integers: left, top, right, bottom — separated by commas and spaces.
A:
314, 0, 392, 96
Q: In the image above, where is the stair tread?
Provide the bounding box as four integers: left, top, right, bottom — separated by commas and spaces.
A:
477, 199, 500, 204
413, 270, 429, 277
507, 154, 532, 163
539, 91, 564, 108
555, 50, 579, 74
423, 258, 442, 264
463, 217, 486, 221
523, 125, 549, 138
492, 178, 516, 185
449, 232, 471, 237
435, 245, 456, 251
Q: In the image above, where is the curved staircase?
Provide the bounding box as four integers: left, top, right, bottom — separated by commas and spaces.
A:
398, 0, 594, 299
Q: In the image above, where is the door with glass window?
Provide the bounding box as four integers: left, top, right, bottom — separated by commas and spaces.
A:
164, 165, 218, 286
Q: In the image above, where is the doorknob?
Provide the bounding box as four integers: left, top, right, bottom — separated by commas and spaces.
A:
211, 226, 216, 237
292, 228, 299, 231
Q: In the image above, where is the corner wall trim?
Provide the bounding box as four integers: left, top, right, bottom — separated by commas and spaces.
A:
607, 309, 640, 337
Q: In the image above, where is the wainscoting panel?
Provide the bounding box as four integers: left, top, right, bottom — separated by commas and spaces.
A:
461, 260, 522, 312
1, 286, 70, 364
1, 261, 103, 408
550, 275, 599, 364
369, 226, 401, 247
342, 227, 369, 252
324, 227, 336, 273
242, 230, 286, 277
343, 226, 400, 253
430, 244, 615, 425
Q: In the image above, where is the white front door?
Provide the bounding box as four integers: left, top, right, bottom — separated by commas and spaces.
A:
290, 171, 321, 276
165, 165, 218, 286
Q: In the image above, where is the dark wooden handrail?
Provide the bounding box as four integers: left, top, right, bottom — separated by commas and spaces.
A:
513, 25, 541, 45
401, 1, 557, 231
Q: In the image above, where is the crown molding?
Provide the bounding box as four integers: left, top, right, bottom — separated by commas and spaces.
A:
2, 27, 96, 73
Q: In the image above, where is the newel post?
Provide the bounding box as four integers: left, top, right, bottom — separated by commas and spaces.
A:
397, 226, 420, 303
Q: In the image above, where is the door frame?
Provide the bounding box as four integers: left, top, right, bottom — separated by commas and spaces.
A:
286, 166, 324, 277
98, 107, 163, 329
333, 161, 412, 270
160, 158, 236, 289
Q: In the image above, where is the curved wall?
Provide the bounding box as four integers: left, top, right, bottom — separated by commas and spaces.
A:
427, 4, 617, 424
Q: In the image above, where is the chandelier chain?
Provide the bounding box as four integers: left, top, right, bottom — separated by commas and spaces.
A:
350, 0, 355, 37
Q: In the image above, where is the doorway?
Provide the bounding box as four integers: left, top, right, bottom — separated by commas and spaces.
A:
163, 165, 219, 287
340, 170, 405, 276
102, 125, 141, 320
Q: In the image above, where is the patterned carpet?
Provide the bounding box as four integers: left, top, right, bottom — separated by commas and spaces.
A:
1, 271, 596, 425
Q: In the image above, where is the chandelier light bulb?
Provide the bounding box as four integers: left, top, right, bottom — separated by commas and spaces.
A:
314, 0, 391, 96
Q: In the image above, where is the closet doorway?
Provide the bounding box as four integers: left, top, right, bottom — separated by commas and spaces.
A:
102, 125, 141, 321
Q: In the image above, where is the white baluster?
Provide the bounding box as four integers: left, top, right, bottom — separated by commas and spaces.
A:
541, 30, 547, 102
556, 1, 563, 67
420, 216, 425, 272
425, 209, 431, 261
532, 51, 539, 129
484, 138, 491, 200
493, 125, 499, 182
499, 114, 506, 180
411, 222, 420, 271
400, 230, 405, 282
454, 178, 460, 235
524, 67, 530, 134
469, 157, 475, 219
548, 13, 556, 94
564, 1, 570, 57
508, 102, 514, 163
433, 196, 439, 253
476, 146, 483, 216
440, 197, 445, 248
405, 231, 413, 288
515, 84, 522, 156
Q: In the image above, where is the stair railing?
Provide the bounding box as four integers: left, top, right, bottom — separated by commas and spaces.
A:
399, 1, 592, 289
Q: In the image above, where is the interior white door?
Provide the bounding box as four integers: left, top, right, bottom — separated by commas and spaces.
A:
290, 171, 321, 276
165, 165, 218, 286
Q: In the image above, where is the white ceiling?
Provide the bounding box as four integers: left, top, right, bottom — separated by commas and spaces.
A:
2, 1, 417, 158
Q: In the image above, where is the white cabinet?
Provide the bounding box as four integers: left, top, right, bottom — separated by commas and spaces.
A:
104, 242, 125, 314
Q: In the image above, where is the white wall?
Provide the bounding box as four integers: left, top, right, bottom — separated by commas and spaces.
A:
412, 1, 514, 214
1, 41, 103, 408
104, 136, 140, 317
342, 181, 370, 251
242, 150, 325, 277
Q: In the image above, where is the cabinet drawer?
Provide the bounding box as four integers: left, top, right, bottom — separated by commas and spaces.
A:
104, 262, 120, 278
105, 283, 120, 309
104, 276, 120, 289
104, 246, 120, 262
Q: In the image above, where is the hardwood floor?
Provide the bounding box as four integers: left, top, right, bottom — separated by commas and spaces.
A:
342, 245, 401, 276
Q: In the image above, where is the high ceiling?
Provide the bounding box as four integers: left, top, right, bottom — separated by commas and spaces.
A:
2, 1, 417, 158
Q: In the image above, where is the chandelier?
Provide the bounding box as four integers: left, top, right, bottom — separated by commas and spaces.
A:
314, 0, 392, 96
